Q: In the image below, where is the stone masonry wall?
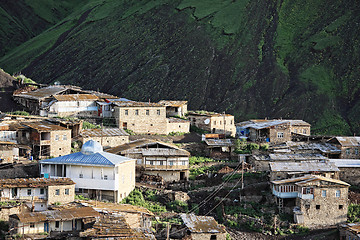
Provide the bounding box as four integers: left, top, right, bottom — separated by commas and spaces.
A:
47, 184, 75, 204
49, 130, 71, 157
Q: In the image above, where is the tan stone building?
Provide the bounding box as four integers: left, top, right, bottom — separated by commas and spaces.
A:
0, 178, 75, 211
80, 128, 129, 149
272, 175, 349, 228
166, 117, 190, 134
158, 100, 188, 117
106, 139, 190, 182
180, 213, 227, 240
187, 111, 236, 137
18, 121, 71, 159
328, 137, 360, 159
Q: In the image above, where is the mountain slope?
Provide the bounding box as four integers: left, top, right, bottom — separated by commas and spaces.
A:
0, 0, 359, 135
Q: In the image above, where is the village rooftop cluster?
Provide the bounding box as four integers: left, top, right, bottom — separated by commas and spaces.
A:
0, 82, 359, 239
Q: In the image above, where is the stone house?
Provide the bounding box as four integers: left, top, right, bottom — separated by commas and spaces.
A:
9, 206, 100, 236
180, 213, 227, 240
158, 100, 188, 117
204, 138, 234, 160
40, 140, 136, 203
17, 121, 71, 159
271, 175, 349, 227
166, 117, 190, 134
80, 128, 129, 149
269, 161, 339, 181
328, 137, 360, 159
187, 111, 236, 137
329, 159, 360, 185
236, 119, 311, 143
339, 223, 360, 240
106, 139, 190, 182
0, 178, 75, 211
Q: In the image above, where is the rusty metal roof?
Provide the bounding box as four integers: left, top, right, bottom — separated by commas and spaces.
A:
0, 178, 75, 188
335, 137, 360, 147
158, 100, 188, 107
21, 121, 70, 131
113, 101, 163, 107
180, 214, 226, 234
81, 128, 129, 138
272, 175, 350, 186
53, 94, 99, 101
80, 201, 154, 216
270, 162, 339, 172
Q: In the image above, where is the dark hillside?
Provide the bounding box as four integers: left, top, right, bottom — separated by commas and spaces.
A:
0, 0, 359, 135
0, 69, 23, 112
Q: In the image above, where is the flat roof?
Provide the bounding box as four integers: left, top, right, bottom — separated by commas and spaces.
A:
270, 162, 339, 172
53, 94, 99, 101
13, 86, 67, 100
269, 153, 328, 161
113, 101, 163, 107
329, 159, 360, 168
21, 121, 70, 131
187, 111, 233, 117
158, 100, 188, 107
81, 128, 129, 138
0, 178, 74, 188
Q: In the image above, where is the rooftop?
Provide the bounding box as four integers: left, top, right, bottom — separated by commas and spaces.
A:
21, 121, 70, 131
329, 159, 360, 168
53, 94, 99, 101
237, 119, 310, 129
187, 111, 233, 117
268, 153, 328, 161
272, 175, 350, 186
158, 100, 188, 107
81, 201, 154, 216
269, 162, 339, 172
113, 101, 163, 107
167, 117, 189, 123
204, 139, 234, 147
81, 128, 129, 138
340, 223, 360, 237
13, 86, 68, 100
180, 213, 226, 234
335, 137, 360, 147
0, 178, 74, 188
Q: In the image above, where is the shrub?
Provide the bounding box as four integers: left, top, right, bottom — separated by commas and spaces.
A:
122, 189, 166, 213
167, 200, 188, 212
82, 121, 100, 129
189, 156, 215, 165
348, 204, 360, 223
7, 111, 30, 116
75, 195, 89, 200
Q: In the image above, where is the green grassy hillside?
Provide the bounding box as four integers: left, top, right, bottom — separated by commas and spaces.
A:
0, 0, 359, 135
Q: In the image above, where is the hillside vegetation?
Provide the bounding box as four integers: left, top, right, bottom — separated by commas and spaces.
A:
0, 0, 359, 135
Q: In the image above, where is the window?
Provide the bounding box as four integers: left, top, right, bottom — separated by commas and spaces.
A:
160, 161, 163, 166
182, 161, 186, 165
79, 173, 83, 178
135, 110, 139, 115
27, 189, 32, 196
103, 175, 108, 180
336, 190, 341, 197
277, 132, 284, 138
219, 121, 222, 125
214, 121, 216, 125
339, 205, 343, 209
55, 221, 60, 228
224, 120, 226, 125
55, 135, 59, 141
294, 129, 297, 133
356, 149, 359, 155
322, 190, 326, 197
210, 235, 217, 240
230, 120, 233, 124
346, 148, 351, 155
55, 189, 60, 195
30, 223, 35, 228
169, 161, 174, 166
125, 110, 128, 115
157, 110, 160, 115
40, 188, 45, 195
303, 129, 307, 134
316, 205, 320, 210
63, 134, 67, 140
146, 110, 149, 115
65, 189, 69, 195
303, 187, 313, 194
150, 161, 154, 165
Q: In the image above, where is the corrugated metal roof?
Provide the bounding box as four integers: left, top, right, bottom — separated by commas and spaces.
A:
180, 214, 226, 233
0, 178, 74, 188
13, 86, 67, 100
335, 137, 360, 147
329, 159, 360, 168
270, 162, 339, 172
269, 153, 328, 161
129, 148, 190, 157
237, 119, 310, 129
271, 174, 350, 186
340, 223, 360, 236
187, 111, 233, 117
113, 101, 163, 107
40, 151, 134, 166
81, 128, 129, 138
21, 121, 69, 131
81, 201, 154, 216
53, 94, 99, 101
205, 139, 234, 147
158, 100, 188, 107
286, 142, 341, 153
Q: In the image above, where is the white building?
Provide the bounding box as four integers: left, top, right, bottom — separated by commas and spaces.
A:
40, 140, 136, 203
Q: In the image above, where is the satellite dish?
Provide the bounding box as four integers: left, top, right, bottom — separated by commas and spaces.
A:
204, 119, 210, 124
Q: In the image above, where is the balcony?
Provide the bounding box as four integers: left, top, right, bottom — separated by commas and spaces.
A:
298, 193, 314, 200
272, 189, 298, 199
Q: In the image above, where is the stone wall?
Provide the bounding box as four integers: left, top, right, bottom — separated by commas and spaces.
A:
290, 125, 310, 135
188, 114, 236, 136
166, 120, 190, 134
143, 170, 189, 182
0, 205, 21, 221
296, 186, 348, 227
191, 232, 227, 240
340, 146, 360, 159
82, 135, 129, 148
49, 130, 71, 157
339, 167, 360, 185
269, 124, 291, 143
47, 184, 75, 204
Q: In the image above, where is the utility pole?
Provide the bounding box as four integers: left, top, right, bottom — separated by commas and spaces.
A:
223, 111, 226, 138
166, 222, 170, 240
101, 122, 103, 146
241, 160, 244, 190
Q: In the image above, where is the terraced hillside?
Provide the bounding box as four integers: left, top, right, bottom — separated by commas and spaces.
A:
0, 0, 359, 135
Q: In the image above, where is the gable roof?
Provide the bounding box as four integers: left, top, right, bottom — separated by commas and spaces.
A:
13, 86, 67, 100
271, 175, 350, 186
81, 128, 129, 138
335, 137, 360, 147
53, 94, 99, 101
40, 151, 134, 166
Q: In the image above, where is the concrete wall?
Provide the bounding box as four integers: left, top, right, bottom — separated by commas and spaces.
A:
166, 121, 190, 134
143, 170, 189, 182
115, 106, 168, 134
49, 101, 98, 117
47, 184, 75, 204
296, 186, 348, 227
116, 160, 136, 202
82, 135, 129, 148
16, 221, 44, 234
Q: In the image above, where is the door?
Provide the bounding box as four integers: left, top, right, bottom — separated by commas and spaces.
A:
123, 122, 127, 129
44, 222, 49, 233
180, 172, 185, 180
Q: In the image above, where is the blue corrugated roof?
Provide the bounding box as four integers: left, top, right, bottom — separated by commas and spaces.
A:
40, 151, 132, 166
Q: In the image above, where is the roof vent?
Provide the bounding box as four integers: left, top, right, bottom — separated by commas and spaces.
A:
81, 140, 103, 155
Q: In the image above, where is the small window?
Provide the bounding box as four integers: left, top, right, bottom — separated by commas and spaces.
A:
277, 132, 284, 138
104, 175, 108, 180
336, 190, 341, 197
169, 161, 174, 166
214, 121, 216, 125
40, 188, 45, 195
55, 135, 59, 141
219, 121, 222, 125
294, 129, 297, 133
79, 173, 83, 178
125, 110, 128, 115
322, 190, 327, 197
230, 120, 233, 124
224, 120, 226, 125
210, 235, 217, 240
339, 205, 343, 209
63, 134, 67, 141
27, 189, 32, 196
65, 189, 69, 195
150, 161, 154, 165
135, 110, 139, 115
30, 223, 35, 228
55, 189, 60, 195
160, 161, 163, 166
346, 148, 351, 155
59, 148, 62, 151
355, 149, 359, 155
182, 161, 186, 165
146, 110, 149, 115
55, 221, 60, 228
157, 110, 160, 115
303, 129, 307, 134
316, 205, 320, 210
